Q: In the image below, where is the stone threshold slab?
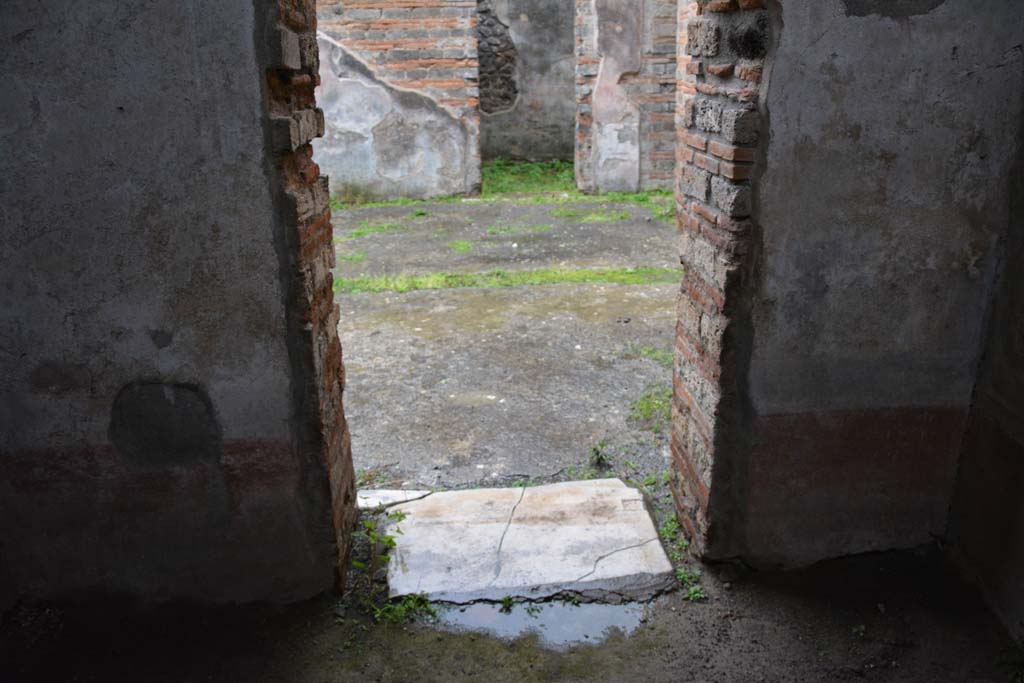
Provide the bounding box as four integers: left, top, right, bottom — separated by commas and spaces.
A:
357, 489, 432, 510
385, 479, 675, 603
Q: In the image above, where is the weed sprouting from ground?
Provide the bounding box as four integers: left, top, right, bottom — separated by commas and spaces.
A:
499, 596, 515, 614
410, 208, 431, 218
659, 515, 691, 563
334, 266, 683, 294
683, 583, 708, 602
367, 593, 437, 625
589, 440, 613, 470
348, 507, 439, 626
676, 567, 707, 602
356, 467, 388, 489
448, 240, 473, 253
352, 509, 406, 580
630, 385, 673, 434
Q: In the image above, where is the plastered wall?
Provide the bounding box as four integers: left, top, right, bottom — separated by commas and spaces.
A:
315, 0, 481, 200
478, 0, 576, 161
0, 0, 353, 607
672, 0, 1024, 591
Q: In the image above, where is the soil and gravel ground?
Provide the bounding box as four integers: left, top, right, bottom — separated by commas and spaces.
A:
2, 179, 1018, 682
335, 197, 680, 489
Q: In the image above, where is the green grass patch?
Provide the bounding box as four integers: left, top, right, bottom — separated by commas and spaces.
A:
486, 223, 553, 236
550, 206, 631, 223
481, 158, 576, 197
334, 266, 683, 294
599, 190, 676, 224
329, 182, 462, 210
328, 163, 676, 223
337, 220, 404, 241
410, 208, 430, 218
448, 240, 473, 253
630, 385, 673, 434
337, 250, 367, 262
331, 194, 460, 210
637, 346, 673, 369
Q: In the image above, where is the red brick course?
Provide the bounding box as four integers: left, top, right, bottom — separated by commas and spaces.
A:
267, 0, 357, 588
672, 0, 767, 556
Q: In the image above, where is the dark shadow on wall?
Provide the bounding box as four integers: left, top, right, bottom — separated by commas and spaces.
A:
947, 87, 1024, 641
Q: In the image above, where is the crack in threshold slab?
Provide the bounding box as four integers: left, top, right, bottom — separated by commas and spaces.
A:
572, 537, 660, 584
488, 485, 527, 586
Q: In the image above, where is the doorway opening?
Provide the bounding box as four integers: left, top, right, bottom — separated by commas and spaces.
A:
312, 0, 690, 639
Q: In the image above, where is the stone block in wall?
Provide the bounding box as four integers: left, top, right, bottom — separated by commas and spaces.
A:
686, 21, 719, 57
720, 106, 759, 144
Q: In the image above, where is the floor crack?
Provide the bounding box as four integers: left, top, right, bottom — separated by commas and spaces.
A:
572, 537, 659, 584
488, 486, 527, 586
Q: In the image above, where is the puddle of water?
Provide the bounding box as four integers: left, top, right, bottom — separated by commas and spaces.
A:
432, 601, 648, 650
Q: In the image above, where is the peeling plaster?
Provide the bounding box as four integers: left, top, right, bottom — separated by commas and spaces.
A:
314, 33, 474, 200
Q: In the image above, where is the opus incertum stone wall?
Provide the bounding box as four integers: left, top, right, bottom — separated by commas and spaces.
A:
477, 0, 519, 115
671, 1, 1024, 644
315, 0, 481, 200
575, 0, 677, 193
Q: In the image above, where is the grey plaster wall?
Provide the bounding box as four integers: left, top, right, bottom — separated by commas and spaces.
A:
479, 0, 576, 161
0, 0, 335, 606
742, 0, 1024, 565
589, 0, 644, 192
315, 34, 479, 201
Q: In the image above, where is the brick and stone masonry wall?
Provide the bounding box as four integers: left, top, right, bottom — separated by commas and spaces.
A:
671, 0, 1024, 590
315, 0, 481, 200
575, 0, 677, 193
670, 0, 765, 559
267, 0, 358, 588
